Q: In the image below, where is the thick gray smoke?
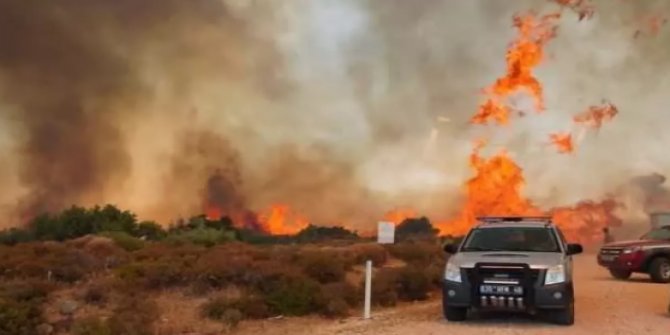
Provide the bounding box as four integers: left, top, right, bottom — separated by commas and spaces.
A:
1, 0, 670, 232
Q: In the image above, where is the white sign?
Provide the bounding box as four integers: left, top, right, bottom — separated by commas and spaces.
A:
377, 221, 395, 244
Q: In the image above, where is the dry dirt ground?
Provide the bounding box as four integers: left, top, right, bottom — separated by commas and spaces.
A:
231, 253, 670, 335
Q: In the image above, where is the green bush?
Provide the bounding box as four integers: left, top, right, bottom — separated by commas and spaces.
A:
0, 228, 34, 246
98, 232, 144, 252
165, 228, 234, 247
0, 280, 52, 335
71, 317, 112, 335
260, 272, 320, 316
0, 297, 43, 335
135, 221, 166, 241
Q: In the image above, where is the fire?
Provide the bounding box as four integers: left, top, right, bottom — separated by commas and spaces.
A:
257, 204, 309, 235
437, 143, 542, 237
549, 132, 574, 154
471, 12, 560, 125
383, 207, 418, 225
439, 12, 621, 243
573, 102, 618, 129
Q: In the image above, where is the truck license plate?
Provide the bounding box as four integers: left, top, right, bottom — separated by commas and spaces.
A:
480, 285, 523, 295
601, 255, 616, 261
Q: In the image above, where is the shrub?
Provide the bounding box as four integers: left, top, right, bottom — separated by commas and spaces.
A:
201, 294, 270, 321
395, 217, 438, 242
71, 317, 112, 335
396, 266, 431, 301
135, 221, 166, 241
387, 242, 441, 266
0, 297, 43, 335
314, 281, 358, 317
322, 299, 350, 318
83, 285, 108, 306
0, 228, 34, 246
260, 272, 320, 316
99, 232, 144, 252
369, 269, 398, 307
318, 281, 359, 308
350, 244, 388, 267
298, 250, 346, 283
165, 228, 234, 247
0, 280, 52, 335
108, 295, 158, 335
295, 225, 359, 243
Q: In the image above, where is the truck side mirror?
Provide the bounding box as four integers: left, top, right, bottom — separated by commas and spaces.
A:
566, 243, 583, 255
444, 243, 459, 254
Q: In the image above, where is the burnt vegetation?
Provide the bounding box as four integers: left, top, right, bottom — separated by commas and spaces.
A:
0, 205, 452, 333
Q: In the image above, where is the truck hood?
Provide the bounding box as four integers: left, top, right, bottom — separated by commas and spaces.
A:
602, 239, 668, 248
449, 251, 563, 269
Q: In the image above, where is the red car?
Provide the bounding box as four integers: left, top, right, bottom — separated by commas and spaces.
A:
597, 226, 670, 283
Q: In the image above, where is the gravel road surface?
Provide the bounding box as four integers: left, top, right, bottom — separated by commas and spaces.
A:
234, 254, 670, 335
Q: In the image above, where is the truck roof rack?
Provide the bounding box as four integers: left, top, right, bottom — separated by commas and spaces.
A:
476, 216, 553, 223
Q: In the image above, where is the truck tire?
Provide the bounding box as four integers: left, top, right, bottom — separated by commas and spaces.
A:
648, 257, 670, 283
609, 269, 632, 280
443, 306, 467, 322
549, 303, 575, 326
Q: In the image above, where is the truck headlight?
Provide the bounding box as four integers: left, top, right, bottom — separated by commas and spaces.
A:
544, 264, 565, 285
444, 261, 462, 283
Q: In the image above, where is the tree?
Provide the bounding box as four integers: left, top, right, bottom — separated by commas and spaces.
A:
396, 217, 438, 242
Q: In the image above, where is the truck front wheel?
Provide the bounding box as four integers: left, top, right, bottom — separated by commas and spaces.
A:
609, 269, 632, 280
548, 303, 575, 326
443, 306, 467, 322
649, 257, 670, 283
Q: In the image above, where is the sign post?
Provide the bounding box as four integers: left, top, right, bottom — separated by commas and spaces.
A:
363, 260, 372, 319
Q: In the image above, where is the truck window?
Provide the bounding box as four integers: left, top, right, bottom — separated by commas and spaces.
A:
642, 227, 670, 241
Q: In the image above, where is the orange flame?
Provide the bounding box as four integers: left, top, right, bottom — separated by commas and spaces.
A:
439, 12, 621, 243
549, 132, 574, 154
257, 204, 309, 235
383, 208, 418, 225
471, 12, 560, 125
437, 144, 542, 237
573, 102, 618, 129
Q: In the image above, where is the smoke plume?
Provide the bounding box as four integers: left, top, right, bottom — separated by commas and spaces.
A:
1, 0, 670, 233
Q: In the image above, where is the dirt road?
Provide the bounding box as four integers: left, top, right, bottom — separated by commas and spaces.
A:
234, 254, 670, 335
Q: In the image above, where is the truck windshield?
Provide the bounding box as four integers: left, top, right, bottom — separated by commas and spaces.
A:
461, 227, 560, 252
641, 228, 670, 240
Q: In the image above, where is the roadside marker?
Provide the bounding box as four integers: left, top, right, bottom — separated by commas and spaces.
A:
363, 260, 372, 319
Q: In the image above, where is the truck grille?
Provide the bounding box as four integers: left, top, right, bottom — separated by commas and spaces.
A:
466, 263, 541, 311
